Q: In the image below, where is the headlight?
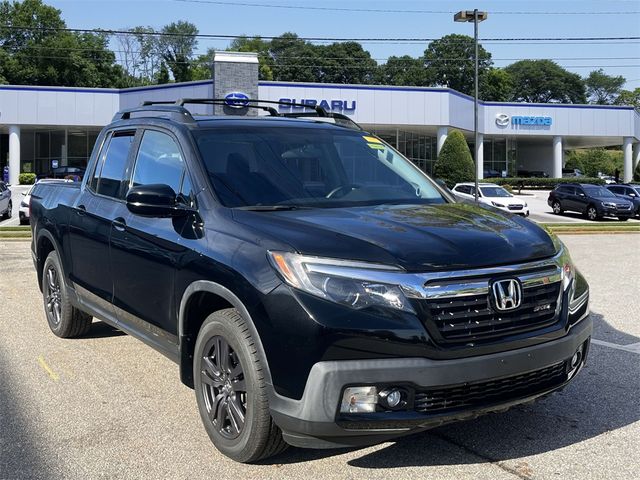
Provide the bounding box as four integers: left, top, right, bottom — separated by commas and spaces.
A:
602, 202, 616, 208
550, 234, 574, 291
268, 252, 415, 313
20, 201, 29, 208
491, 201, 505, 207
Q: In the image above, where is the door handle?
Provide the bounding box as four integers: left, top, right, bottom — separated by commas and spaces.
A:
112, 217, 126, 232
76, 204, 86, 216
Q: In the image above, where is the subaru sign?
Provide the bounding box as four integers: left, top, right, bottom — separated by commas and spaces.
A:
278, 98, 356, 113
224, 92, 250, 108
495, 113, 552, 127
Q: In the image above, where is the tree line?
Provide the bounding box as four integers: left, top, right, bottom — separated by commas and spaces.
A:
1, 0, 639, 108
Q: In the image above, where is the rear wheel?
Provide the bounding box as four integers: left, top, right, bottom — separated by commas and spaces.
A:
194, 308, 288, 463
2, 201, 11, 219
42, 250, 92, 338
552, 201, 563, 215
585, 205, 600, 221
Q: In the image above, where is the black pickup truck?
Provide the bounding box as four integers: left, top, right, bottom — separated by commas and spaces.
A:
29, 99, 591, 463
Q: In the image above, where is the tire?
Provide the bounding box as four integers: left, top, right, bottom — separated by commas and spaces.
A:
585, 205, 600, 221
193, 308, 288, 463
42, 250, 93, 338
552, 201, 563, 215
19, 216, 29, 225
618, 217, 629, 221
2, 201, 11, 220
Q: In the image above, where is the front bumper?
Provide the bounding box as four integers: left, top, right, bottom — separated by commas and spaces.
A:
269, 313, 592, 449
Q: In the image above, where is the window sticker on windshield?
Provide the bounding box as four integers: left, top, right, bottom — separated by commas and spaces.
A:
362, 135, 382, 144
367, 143, 385, 150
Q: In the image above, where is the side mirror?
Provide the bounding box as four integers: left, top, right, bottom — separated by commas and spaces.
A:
126, 184, 190, 217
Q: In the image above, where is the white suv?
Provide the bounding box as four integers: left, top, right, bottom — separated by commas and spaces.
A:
452, 182, 530, 216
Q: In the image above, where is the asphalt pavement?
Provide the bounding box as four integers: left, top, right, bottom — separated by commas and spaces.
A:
0, 235, 639, 480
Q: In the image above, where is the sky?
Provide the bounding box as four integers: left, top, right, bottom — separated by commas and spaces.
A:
47, 0, 640, 89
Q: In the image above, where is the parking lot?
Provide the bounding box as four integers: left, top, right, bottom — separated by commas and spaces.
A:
0, 235, 639, 480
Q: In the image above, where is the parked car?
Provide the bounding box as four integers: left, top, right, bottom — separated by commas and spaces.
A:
562, 168, 584, 178
19, 179, 73, 225
452, 182, 530, 216
548, 183, 634, 221
606, 184, 640, 217
0, 181, 11, 220
517, 170, 549, 178
29, 99, 591, 463
483, 168, 501, 178
37, 166, 85, 181
598, 175, 617, 185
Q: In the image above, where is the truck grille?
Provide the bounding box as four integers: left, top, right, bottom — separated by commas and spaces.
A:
414, 361, 567, 414
417, 281, 561, 344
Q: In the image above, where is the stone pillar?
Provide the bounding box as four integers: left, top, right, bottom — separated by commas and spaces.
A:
623, 137, 633, 183
8, 125, 20, 185
633, 142, 640, 172
212, 51, 259, 116
476, 133, 484, 180
436, 127, 448, 156
552, 136, 563, 179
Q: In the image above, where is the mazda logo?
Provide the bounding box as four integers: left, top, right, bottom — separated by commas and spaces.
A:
492, 279, 522, 311
224, 92, 250, 108
495, 113, 510, 127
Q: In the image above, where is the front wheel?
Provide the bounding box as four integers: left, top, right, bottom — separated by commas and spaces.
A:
618, 217, 629, 221
585, 205, 600, 221
193, 309, 288, 463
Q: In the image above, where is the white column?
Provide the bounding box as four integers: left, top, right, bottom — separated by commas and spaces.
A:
476, 133, 484, 180
436, 127, 448, 156
633, 142, 640, 172
623, 137, 633, 183
552, 136, 563, 179
8, 125, 20, 186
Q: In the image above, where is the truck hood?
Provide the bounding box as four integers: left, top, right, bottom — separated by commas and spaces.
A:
232, 203, 557, 272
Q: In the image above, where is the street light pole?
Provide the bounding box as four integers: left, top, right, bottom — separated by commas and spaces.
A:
454, 9, 487, 204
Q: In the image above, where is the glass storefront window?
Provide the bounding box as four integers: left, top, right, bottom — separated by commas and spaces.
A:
24, 128, 101, 174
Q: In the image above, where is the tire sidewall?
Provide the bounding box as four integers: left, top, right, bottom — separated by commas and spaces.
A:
193, 312, 265, 461
42, 251, 71, 335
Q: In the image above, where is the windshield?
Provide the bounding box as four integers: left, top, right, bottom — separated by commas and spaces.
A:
480, 186, 511, 198
194, 126, 447, 208
584, 186, 616, 198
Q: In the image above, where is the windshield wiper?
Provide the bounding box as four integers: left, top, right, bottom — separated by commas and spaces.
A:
236, 205, 314, 211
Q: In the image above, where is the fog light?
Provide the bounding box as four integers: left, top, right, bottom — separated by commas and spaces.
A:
378, 388, 404, 409
340, 386, 377, 413
567, 345, 584, 379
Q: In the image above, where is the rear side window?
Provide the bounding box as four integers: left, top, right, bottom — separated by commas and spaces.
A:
94, 131, 135, 199
131, 130, 185, 194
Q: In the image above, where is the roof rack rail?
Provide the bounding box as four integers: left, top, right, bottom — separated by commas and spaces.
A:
113, 98, 362, 130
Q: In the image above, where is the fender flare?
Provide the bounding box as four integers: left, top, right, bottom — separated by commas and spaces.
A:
177, 280, 273, 388
35, 228, 65, 290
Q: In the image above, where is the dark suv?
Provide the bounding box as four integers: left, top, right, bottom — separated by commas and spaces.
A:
606, 184, 640, 217
29, 99, 591, 463
548, 183, 634, 221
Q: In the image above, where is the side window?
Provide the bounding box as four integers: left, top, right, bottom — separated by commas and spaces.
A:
131, 130, 185, 195
95, 132, 135, 199
575, 187, 584, 196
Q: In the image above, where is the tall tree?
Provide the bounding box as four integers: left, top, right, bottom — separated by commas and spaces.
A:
269, 33, 321, 82
505, 60, 586, 103
585, 69, 626, 104
316, 42, 377, 84
480, 68, 513, 102
423, 34, 492, 95
228, 36, 273, 80
158, 21, 198, 83
376, 55, 427, 86
615, 87, 640, 108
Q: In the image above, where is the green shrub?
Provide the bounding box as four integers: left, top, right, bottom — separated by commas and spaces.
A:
492, 177, 605, 189
18, 173, 36, 185
434, 129, 475, 187
565, 148, 623, 177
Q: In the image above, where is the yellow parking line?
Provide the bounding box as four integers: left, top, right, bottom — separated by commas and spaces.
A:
37, 356, 60, 381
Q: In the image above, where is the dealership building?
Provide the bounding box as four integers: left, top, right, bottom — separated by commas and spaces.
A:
1, 51, 639, 185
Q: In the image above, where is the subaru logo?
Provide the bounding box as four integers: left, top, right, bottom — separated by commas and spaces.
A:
224, 92, 250, 108
495, 113, 510, 127
492, 279, 522, 311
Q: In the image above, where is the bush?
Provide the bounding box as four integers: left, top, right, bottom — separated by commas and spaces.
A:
565, 148, 623, 177
492, 177, 605, 190
19, 173, 36, 185
434, 129, 475, 187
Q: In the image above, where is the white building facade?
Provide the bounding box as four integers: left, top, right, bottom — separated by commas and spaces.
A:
2, 76, 639, 185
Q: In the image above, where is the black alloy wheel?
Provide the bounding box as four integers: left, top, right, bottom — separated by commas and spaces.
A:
44, 264, 62, 326
201, 335, 247, 439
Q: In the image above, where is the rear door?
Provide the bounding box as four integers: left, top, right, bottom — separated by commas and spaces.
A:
68, 129, 137, 312
110, 128, 194, 341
